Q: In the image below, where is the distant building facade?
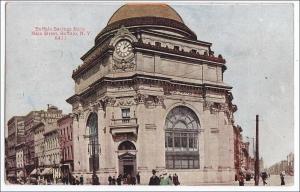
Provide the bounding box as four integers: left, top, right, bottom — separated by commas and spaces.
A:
6, 105, 63, 180
42, 124, 62, 182
6, 116, 25, 182
32, 122, 45, 178
287, 152, 294, 175
15, 142, 25, 179
233, 125, 243, 177
67, 3, 238, 185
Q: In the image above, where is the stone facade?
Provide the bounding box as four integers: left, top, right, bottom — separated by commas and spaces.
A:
67, 4, 237, 185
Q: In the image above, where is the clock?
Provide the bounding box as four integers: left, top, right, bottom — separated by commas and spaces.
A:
115, 40, 132, 58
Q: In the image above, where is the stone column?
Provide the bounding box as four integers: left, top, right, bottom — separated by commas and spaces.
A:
97, 103, 105, 170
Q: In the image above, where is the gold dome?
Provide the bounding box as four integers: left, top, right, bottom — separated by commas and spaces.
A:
107, 3, 184, 25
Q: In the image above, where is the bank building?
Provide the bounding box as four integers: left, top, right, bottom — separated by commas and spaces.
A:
67, 3, 237, 185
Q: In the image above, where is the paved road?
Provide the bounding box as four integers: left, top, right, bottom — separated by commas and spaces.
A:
233, 174, 294, 186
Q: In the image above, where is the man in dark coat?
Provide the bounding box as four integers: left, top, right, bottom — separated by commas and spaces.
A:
280, 172, 285, 185
108, 175, 112, 185
116, 174, 122, 185
111, 176, 116, 185
149, 169, 160, 185
173, 173, 180, 185
80, 175, 84, 185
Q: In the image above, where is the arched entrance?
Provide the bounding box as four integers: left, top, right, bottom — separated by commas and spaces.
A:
118, 141, 136, 177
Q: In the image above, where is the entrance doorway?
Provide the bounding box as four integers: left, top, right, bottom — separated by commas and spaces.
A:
118, 153, 136, 177
118, 141, 136, 177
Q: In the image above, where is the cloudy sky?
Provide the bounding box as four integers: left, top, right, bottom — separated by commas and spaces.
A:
4, 2, 295, 167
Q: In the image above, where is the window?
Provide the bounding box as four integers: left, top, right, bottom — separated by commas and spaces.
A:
155, 42, 161, 47
191, 49, 197, 54
174, 46, 179, 51
165, 106, 200, 169
86, 113, 99, 171
121, 108, 130, 119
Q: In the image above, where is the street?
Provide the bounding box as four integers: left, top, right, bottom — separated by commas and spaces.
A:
233, 174, 294, 186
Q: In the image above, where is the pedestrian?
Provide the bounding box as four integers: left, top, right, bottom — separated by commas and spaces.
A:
238, 172, 245, 186
117, 174, 122, 185
112, 176, 116, 185
132, 176, 136, 185
75, 176, 80, 185
149, 169, 160, 185
160, 172, 172, 185
280, 171, 285, 185
127, 174, 132, 185
261, 172, 267, 185
123, 174, 127, 184
92, 174, 100, 185
108, 175, 112, 185
173, 173, 180, 185
136, 172, 140, 184
169, 174, 172, 182
80, 175, 84, 185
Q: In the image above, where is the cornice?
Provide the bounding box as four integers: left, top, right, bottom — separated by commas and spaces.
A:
133, 41, 226, 64
67, 74, 232, 104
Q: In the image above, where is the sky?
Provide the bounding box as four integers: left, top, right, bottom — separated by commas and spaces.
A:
4, 2, 295, 168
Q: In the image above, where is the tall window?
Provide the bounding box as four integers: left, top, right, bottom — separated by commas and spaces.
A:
86, 113, 99, 171
165, 106, 200, 169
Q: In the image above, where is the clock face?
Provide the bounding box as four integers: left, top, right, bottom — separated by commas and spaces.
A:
115, 40, 132, 58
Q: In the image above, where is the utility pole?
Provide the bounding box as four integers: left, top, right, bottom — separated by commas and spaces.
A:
255, 115, 260, 186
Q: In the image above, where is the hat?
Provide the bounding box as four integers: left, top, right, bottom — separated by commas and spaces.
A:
152, 169, 156, 174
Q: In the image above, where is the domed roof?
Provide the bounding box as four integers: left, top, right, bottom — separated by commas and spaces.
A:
107, 3, 184, 25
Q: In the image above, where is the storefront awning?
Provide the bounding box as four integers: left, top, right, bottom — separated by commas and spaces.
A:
30, 169, 37, 175
41, 168, 53, 175
7, 173, 16, 177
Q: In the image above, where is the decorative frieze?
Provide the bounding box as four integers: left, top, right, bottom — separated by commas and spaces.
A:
99, 96, 116, 109
114, 97, 136, 107
134, 93, 164, 107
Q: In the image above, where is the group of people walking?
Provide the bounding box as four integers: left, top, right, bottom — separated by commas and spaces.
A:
108, 172, 140, 185
107, 170, 180, 185
149, 169, 180, 185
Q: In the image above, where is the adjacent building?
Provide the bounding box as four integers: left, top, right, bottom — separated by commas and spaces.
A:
67, 3, 238, 185
57, 114, 74, 178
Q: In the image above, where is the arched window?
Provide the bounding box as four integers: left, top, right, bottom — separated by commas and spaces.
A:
118, 141, 136, 150
86, 113, 99, 171
165, 106, 200, 169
